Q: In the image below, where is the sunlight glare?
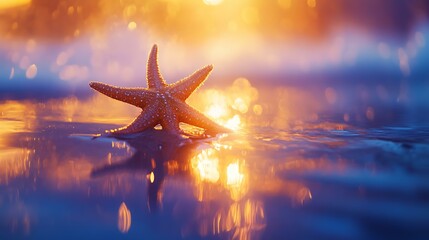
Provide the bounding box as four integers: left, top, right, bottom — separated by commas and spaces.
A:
226, 162, 244, 186
206, 104, 228, 119
225, 160, 248, 201
225, 114, 241, 131
232, 97, 248, 113
191, 77, 259, 131
192, 149, 220, 183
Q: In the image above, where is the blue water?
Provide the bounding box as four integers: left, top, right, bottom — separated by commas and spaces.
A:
1, 110, 429, 239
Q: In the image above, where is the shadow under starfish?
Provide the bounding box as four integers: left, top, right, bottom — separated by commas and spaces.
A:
91, 128, 209, 211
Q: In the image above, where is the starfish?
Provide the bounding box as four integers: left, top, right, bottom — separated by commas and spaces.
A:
89, 44, 230, 136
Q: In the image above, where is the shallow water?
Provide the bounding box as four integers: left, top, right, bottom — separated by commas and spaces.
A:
1, 86, 429, 240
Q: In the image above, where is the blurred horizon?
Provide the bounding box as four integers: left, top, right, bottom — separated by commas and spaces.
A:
0, 0, 428, 97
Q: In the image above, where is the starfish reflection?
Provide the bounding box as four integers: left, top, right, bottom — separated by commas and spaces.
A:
91, 129, 205, 211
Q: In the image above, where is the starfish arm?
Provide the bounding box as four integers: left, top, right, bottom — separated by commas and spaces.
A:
89, 82, 154, 107
167, 65, 213, 101
147, 44, 167, 89
159, 104, 181, 133
107, 105, 160, 135
175, 100, 231, 134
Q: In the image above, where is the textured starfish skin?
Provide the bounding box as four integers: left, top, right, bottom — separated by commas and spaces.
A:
89, 44, 230, 135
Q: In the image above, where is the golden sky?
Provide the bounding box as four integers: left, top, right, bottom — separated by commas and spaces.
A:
1, 0, 428, 43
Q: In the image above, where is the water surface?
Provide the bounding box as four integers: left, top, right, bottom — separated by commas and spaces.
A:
1, 85, 429, 240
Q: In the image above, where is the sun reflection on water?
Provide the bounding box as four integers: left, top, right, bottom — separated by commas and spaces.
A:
118, 202, 131, 233
192, 148, 220, 184
190, 142, 251, 203
226, 160, 248, 201
226, 162, 244, 186
187, 140, 273, 239
0, 148, 32, 185
0, 102, 35, 184
213, 200, 266, 240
